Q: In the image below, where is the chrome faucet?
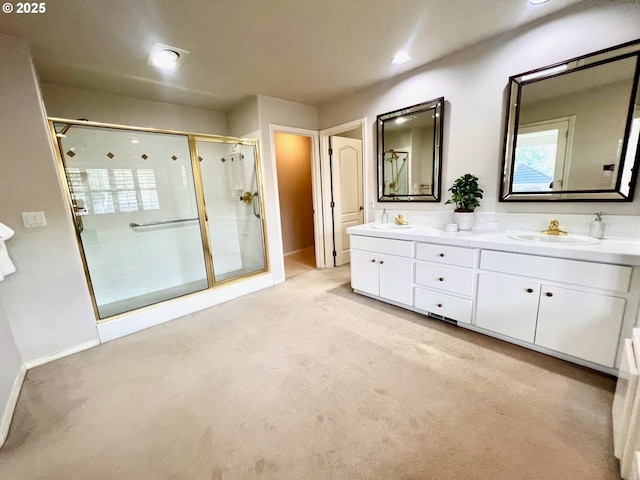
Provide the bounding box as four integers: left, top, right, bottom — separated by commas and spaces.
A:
541, 219, 567, 236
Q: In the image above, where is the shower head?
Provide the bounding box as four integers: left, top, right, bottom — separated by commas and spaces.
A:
57, 118, 89, 137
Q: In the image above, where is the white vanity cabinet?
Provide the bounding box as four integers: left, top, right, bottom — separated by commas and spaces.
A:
413, 243, 477, 324
475, 274, 540, 342
347, 223, 640, 373
476, 250, 632, 368
350, 236, 413, 306
535, 286, 626, 367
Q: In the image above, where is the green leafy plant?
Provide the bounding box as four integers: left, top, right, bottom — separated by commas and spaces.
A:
445, 173, 484, 212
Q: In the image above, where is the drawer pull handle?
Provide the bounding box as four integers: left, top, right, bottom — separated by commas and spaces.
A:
437, 303, 443, 308
439, 253, 445, 257
379, 260, 384, 264
545, 292, 553, 297
438, 277, 444, 282
526, 288, 533, 293
370, 259, 376, 263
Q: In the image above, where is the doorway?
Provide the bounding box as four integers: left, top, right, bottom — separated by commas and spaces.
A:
320, 119, 366, 267
274, 132, 317, 279
330, 134, 363, 266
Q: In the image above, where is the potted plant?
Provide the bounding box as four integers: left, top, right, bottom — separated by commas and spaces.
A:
445, 173, 483, 231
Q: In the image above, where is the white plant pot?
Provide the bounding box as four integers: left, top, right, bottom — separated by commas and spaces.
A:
453, 212, 475, 231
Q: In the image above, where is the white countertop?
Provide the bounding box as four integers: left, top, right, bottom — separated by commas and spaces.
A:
347, 223, 640, 266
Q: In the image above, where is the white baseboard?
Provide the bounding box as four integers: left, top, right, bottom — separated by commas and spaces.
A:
23, 339, 101, 370
0, 364, 26, 447
284, 246, 314, 257
0, 340, 100, 447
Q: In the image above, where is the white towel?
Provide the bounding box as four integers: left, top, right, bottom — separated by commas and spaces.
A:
0, 222, 16, 281
0, 222, 14, 241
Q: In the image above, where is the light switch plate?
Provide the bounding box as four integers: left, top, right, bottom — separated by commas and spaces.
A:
22, 211, 47, 228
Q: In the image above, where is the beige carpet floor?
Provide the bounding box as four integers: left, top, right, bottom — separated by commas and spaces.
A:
283, 247, 316, 279
0, 267, 620, 479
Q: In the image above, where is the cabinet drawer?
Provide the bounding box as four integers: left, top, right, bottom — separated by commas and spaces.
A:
415, 262, 475, 297
350, 235, 413, 257
480, 250, 632, 292
414, 287, 472, 324
416, 243, 477, 267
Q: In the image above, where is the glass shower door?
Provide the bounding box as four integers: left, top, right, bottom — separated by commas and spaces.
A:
195, 138, 267, 282
54, 123, 209, 319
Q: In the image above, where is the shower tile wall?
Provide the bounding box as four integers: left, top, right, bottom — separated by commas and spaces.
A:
197, 140, 266, 281
61, 128, 208, 313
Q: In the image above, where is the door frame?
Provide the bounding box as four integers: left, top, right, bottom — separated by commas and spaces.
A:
268, 124, 326, 269
319, 118, 368, 266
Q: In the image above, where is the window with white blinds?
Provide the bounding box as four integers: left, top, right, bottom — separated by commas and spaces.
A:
65, 167, 160, 214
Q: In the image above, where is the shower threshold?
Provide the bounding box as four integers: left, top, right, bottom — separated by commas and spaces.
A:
97, 279, 209, 319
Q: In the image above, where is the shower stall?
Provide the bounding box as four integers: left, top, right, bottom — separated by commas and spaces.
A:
49, 119, 268, 321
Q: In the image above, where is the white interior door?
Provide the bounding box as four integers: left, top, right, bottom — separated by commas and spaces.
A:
331, 136, 363, 266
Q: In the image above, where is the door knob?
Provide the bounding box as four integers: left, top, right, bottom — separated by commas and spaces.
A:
359, 206, 364, 211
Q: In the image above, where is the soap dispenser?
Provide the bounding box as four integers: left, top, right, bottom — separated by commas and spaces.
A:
381, 209, 389, 224
589, 212, 605, 239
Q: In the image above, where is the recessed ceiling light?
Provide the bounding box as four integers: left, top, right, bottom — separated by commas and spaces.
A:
528, 0, 550, 4
391, 51, 412, 65
153, 49, 179, 69
148, 42, 190, 71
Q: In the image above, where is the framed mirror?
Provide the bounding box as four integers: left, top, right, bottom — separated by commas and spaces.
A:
501, 40, 640, 202
377, 97, 444, 202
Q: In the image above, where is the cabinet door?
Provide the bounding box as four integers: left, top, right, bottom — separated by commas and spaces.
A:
378, 254, 413, 306
535, 286, 625, 367
475, 274, 540, 342
350, 249, 379, 296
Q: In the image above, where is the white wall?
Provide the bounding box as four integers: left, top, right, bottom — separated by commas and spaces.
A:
318, 2, 640, 217
0, 33, 100, 363
257, 95, 319, 284
227, 96, 260, 138
0, 299, 23, 446
42, 84, 228, 134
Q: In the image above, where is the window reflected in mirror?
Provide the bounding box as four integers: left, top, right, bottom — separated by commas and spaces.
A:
501, 40, 640, 201
377, 97, 444, 202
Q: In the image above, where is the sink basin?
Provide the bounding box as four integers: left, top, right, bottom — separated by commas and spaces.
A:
508, 233, 600, 246
372, 223, 413, 230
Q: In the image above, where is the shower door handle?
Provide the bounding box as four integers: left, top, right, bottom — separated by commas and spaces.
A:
252, 192, 260, 219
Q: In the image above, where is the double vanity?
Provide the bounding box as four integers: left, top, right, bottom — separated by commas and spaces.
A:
362, 39, 640, 375
347, 223, 640, 374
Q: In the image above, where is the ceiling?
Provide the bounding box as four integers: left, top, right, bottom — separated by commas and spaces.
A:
0, 0, 585, 112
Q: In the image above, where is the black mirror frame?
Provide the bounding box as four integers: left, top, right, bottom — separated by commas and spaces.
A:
500, 39, 640, 202
377, 97, 444, 202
